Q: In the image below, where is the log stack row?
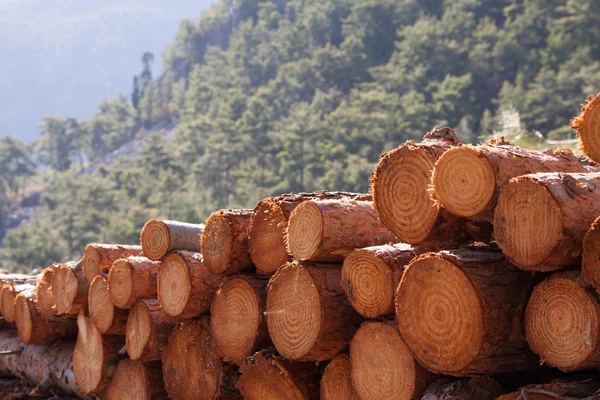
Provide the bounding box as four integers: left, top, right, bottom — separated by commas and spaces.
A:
3, 95, 600, 399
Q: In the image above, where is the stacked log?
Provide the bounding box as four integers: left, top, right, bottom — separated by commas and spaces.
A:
1, 281, 37, 323
105, 359, 166, 400
320, 354, 359, 400
52, 260, 88, 316
82, 243, 143, 284
126, 299, 179, 361
35, 265, 58, 319
571, 92, 600, 163
88, 275, 128, 334
140, 219, 204, 260
108, 256, 161, 308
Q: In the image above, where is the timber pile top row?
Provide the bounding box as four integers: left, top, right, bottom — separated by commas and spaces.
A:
2, 95, 600, 399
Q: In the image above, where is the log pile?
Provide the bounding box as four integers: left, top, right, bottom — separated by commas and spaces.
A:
4, 94, 600, 398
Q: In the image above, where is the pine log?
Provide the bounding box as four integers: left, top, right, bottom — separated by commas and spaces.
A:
350, 321, 430, 400
140, 219, 204, 260
431, 139, 599, 220
341, 243, 417, 318
421, 377, 503, 400
52, 260, 88, 316
495, 172, 600, 271
286, 197, 397, 262
82, 243, 143, 284
0, 329, 84, 397
210, 275, 271, 365
15, 288, 77, 345
498, 377, 600, 400
525, 271, 600, 372
126, 299, 180, 361
581, 215, 600, 292
320, 354, 359, 400
395, 247, 537, 376
571, 92, 600, 163
266, 260, 363, 361
1, 282, 36, 323
201, 209, 253, 275
73, 312, 124, 396
105, 359, 166, 400
0, 273, 38, 284
88, 275, 128, 334
161, 318, 240, 400
35, 265, 58, 319
372, 127, 490, 244
108, 256, 160, 309
157, 250, 224, 317
236, 350, 322, 400
248, 192, 371, 274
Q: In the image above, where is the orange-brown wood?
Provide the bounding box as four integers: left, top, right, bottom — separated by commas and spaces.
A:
52, 261, 88, 316
140, 219, 204, 261
108, 256, 161, 309
88, 274, 128, 335
35, 265, 58, 319
82, 243, 143, 284
1, 282, 37, 323
320, 354, 359, 400
571, 93, 600, 164
106, 359, 166, 400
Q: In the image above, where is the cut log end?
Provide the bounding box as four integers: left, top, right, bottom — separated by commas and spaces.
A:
341, 249, 395, 318
106, 359, 161, 400
395, 255, 484, 374
211, 277, 264, 365
1, 287, 17, 323
108, 259, 134, 308
73, 312, 111, 395
287, 201, 323, 260
14, 293, 33, 344
320, 354, 359, 400
53, 265, 80, 315
35, 267, 56, 319
266, 263, 321, 360
372, 145, 439, 243
126, 301, 152, 360
572, 93, 600, 163
494, 178, 563, 269
82, 245, 101, 284
583, 216, 600, 289
140, 219, 171, 261
89, 276, 117, 334
350, 322, 427, 400
202, 212, 234, 274
432, 146, 496, 217
525, 274, 599, 371
248, 199, 290, 274
157, 252, 191, 316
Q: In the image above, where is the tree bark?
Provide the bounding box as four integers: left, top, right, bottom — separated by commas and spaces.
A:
52, 260, 88, 316
495, 172, 600, 271
73, 312, 124, 396
498, 377, 600, 400
571, 92, 600, 164
82, 243, 143, 284
266, 261, 363, 361
320, 354, 359, 400
88, 274, 128, 335
157, 250, 224, 317
0, 329, 84, 398
106, 359, 167, 400
431, 139, 599, 221
581, 215, 600, 292
395, 246, 538, 376
350, 321, 431, 400
35, 265, 58, 319
15, 288, 77, 345
210, 275, 271, 365
421, 377, 503, 400
248, 191, 371, 274
126, 299, 180, 361
201, 209, 254, 275
108, 256, 161, 309
237, 350, 322, 400
286, 197, 397, 262
525, 271, 600, 372
1, 282, 36, 323
140, 219, 204, 260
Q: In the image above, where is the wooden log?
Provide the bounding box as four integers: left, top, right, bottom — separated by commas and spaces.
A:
236, 350, 322, 400
341, 243, 417, 318
266, 260, 363, 361
571, 92, 600, 163
495, 172, 600, 271
82, 243, 143, 284
525, 271, 600, 372
431, 139, 599, 220
88, 275, 128, 334
52, 260, 88, 316
0, 273, 38, 284
320, 354, 359, 400
0, 329, 84, 397
201, 209, 253, 275
286, 197, 397, 262
498, 377, 600, 400
15, 288, 77, 345
105, 359, 166, 400
1, 282, 36, 323
161, 318, 239, 400
157, 250, 223, 317
421, 377, 503, 400
248, 192, 370, 274
372, 127, 489, 244
108, 256, 160, 309
350, 321, 430, 400
210, 275, 271, 365
73, 312, 124, 396
395, 247, 537, 376
126, 299, 180, 361
581, 215, 600, 291
140, 219, 204, 260
35, 265, 58, 319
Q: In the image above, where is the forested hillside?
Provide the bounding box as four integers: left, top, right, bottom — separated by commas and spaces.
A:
1, 0, 599, 271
